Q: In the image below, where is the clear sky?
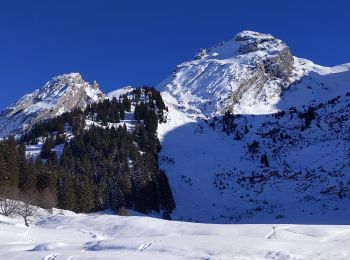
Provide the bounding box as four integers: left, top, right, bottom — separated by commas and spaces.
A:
1, 0, 349, 109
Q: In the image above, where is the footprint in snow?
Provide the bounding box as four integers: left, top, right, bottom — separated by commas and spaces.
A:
265, 251, 300, 260
137, 242, 152, 252
43, 253, 59, 260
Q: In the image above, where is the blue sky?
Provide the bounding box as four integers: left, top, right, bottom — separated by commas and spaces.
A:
0, 0, 349, 108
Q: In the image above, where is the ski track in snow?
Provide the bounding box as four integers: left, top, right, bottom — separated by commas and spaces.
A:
43, 253, 59, 260
137, 242, 153, 252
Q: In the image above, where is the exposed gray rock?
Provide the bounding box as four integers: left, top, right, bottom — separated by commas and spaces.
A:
235, 31, 275, 54
235, 31, 294, 82
0, 73, 105, 137
263, 47, 294, 82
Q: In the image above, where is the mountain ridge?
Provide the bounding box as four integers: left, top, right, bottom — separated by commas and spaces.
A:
157, 30, 350, 119
0, 30, 349, 223
1, 30, 349, 137
0, 73, 104, 137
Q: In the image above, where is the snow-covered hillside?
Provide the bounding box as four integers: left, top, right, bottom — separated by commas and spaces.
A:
157, 31, 350, 223
1, 208, 350, 259
158, 94, 350, 223
0, 30, 349, 225
0, 73, 104, 137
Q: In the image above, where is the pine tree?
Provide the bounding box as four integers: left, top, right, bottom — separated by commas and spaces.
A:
57, 173, 76, 210
18, 159, 37, 193
1, 138, 20, 186
75, 175, 95, 212
48, 151, 59, 165
248, 140, 260, 153
41, 137, 55, 159
122, 95, 131, 112
60, 143, 75, 173
260, 153, 269, 167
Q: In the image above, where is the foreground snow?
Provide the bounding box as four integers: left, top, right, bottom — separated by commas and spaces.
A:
1, 209, 350, 259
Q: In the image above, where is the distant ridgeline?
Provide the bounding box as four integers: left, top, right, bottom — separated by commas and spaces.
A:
0, 87, 175, 218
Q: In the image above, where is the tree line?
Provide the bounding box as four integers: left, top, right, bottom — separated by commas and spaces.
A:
0, 87, 175, 219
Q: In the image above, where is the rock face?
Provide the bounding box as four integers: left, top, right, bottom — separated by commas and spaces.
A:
0, 73, 104, 137
158, 30, 304, 117
235, 31, 294, 81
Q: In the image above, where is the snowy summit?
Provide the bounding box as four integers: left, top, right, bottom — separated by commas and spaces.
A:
158, 30, 349, 117
0, 73, 104, 137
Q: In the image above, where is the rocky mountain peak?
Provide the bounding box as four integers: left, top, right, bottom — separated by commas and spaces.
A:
235, 30, 273, 40
158, 30, 300, 117
0, 73, 105, 137
91, 80, 100, 90
234, 31, 282, 53
234, 31, 294, 81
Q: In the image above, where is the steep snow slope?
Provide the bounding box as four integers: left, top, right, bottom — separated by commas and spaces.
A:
157, 31, 350, 223
1, 208, 350, 259
108, 86, 134, 99
158, 31, 349, 116
0, 73, 104, 137
158, 94, 350, 223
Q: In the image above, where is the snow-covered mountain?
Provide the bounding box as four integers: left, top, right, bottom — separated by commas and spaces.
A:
156, 31, 350, 223
0, 73, 104, 137
0, 30, 349, 224
158, 30, 349, 117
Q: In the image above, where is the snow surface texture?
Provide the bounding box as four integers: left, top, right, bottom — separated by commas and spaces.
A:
157, 31, 350, 223
0, 73, 104, 137
1, 208, 350, 259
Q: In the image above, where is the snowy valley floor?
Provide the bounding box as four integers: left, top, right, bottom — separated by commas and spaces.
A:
1, 209, 350, 259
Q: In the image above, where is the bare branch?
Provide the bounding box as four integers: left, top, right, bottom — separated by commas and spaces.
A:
0, 186, 20, 217
16, 192, 38, 227
0, 198, 19, 216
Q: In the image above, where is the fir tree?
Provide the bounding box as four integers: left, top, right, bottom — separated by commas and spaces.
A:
260, 153, 269, 167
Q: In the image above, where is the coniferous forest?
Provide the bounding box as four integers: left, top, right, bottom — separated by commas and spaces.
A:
0, 87, 175, 219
